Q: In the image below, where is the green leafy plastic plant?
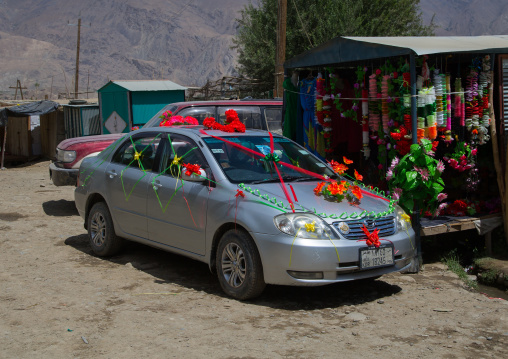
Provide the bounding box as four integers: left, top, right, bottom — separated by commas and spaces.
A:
388, 138, 445, 214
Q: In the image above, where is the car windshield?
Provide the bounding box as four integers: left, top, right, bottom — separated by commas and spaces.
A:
142, 105, 178, 128
203, 135, 336, 184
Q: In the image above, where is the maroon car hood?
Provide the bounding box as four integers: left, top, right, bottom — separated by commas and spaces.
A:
57, 133, 123, 150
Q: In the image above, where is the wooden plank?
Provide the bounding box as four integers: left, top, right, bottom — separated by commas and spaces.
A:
5, 116, 31, 157
420, 214, 502, 236
40, 112, 58, 159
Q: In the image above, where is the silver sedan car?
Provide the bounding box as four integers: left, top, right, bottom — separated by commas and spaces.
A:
75, 126, 416, 300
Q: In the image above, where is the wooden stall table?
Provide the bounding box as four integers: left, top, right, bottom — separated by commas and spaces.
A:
420, 213, 503, 255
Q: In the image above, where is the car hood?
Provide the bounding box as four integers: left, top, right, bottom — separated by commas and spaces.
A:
58, 133, 124, 149
246, 181, 392, 221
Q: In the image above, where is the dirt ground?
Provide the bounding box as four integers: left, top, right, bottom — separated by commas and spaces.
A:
1, 160, 507, 359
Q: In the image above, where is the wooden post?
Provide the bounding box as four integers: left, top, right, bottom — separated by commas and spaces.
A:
1, 122, 7, 170
74, 17, 81, 99
275, 0, 287, 98
488, 70, 507, 242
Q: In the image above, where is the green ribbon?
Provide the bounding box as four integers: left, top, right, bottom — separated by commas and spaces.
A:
263, 153, 280, 162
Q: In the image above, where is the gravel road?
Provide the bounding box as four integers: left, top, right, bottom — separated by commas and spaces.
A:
1, 160, 507, 358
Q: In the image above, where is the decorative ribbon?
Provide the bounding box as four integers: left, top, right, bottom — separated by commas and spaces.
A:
361, 224, 381, 248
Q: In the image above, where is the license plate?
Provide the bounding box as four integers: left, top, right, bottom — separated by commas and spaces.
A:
359, 245, 394, 269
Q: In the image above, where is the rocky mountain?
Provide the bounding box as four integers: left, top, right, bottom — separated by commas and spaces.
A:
421, 0, 508, 36
0, 0, 250, 99
0, 0, 507, 100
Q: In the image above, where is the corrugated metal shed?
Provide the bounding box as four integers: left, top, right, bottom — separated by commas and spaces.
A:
97, 80, 187, 134
110, 80, 187, 92
62, 103, 100, 138
285, 35, 508, 69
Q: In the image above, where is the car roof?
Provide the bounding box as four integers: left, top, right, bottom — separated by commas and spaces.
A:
170, 99, 282, 109
139, 125, 279, 138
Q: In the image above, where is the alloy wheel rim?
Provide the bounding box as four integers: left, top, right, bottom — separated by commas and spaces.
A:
90, 212, 106, 247
221, 243, 246, 288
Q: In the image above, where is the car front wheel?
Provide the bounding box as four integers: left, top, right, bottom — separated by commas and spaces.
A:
87, 202, 124, 256
216, 229, 266, 300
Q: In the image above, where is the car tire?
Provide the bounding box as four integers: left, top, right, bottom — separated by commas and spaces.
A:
216, 229, 266, 300
87, 202, 124, 256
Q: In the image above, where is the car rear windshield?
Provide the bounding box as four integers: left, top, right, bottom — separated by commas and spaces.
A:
143, 105, 178, 128
203, 136, 335, 184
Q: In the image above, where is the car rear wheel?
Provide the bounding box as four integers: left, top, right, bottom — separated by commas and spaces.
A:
216, 229, 265, 300
88, 202, 124, 256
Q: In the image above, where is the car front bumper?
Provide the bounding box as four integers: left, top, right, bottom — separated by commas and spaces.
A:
49, 162, 78, 186
252, 229, 417, 286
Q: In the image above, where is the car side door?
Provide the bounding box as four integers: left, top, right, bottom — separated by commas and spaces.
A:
104, 132, 162, 239
147, 133, 209, 255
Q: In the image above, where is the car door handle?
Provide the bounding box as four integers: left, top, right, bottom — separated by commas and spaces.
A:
106, 171, 118, 178
152, 182, 162, 190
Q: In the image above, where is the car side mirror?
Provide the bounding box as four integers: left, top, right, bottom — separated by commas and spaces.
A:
181, 168, 207, 182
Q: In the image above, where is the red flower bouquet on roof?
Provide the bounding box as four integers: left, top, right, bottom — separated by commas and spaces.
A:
203, 109, 246, 133
159, 111, 199, 127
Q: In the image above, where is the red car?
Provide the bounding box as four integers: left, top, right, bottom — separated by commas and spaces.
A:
49, 99, 282, 186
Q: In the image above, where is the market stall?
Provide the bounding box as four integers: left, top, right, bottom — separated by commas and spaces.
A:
283, 36, 508, 257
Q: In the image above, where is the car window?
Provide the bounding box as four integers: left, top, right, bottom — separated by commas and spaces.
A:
112, 134, 162, 172
203, 135, 336, 184
264, 107, 282, 135
158, 134, 208, 178
218, 106, 262, 129
143, 105, 178, 128
175, 107, 215, 124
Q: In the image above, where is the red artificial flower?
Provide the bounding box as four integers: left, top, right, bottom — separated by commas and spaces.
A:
225, 109, 239, 124
184, 116, 199, 125
432, 141, 439, 151
343, 156, 353, 164
375, 69, 382, 76
354, 169, 363, 182
351, 185, 363, 200
203, 117, 216, 129
183, 163, 202, 177
323, 133, 331, 139
329, 160, 348, 174
235, 189, 245, 198
328, 181, 347, 195
314, 182, 326, 195
390, 132, 402, 141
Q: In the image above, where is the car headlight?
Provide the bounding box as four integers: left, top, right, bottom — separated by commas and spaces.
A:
57, 149, 76, 163
274, 213, 337, 239
395, 205, 411, 232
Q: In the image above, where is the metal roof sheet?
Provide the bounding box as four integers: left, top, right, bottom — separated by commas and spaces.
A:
108, 80, 187, 92
285, 36, 508, 68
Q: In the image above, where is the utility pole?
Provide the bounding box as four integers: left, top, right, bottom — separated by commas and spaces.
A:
69, 16, 90, 99
75, 17, 81, 99
275, 0, 287, 98
9, 79, 27, 100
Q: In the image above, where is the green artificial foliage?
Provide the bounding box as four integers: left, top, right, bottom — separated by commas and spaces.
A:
233, 0, 435, 90
388, 139, 445, 214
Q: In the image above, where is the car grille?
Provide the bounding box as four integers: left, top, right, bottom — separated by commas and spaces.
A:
332, 216, 396, 240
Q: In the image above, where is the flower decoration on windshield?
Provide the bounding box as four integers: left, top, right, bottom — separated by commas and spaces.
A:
159, 111, 199, 127
202, 109, 246, 133
354, 169, 363, 181
183, 163, 202, 177
328, 160, 348, 175
343, 156, 353, 164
